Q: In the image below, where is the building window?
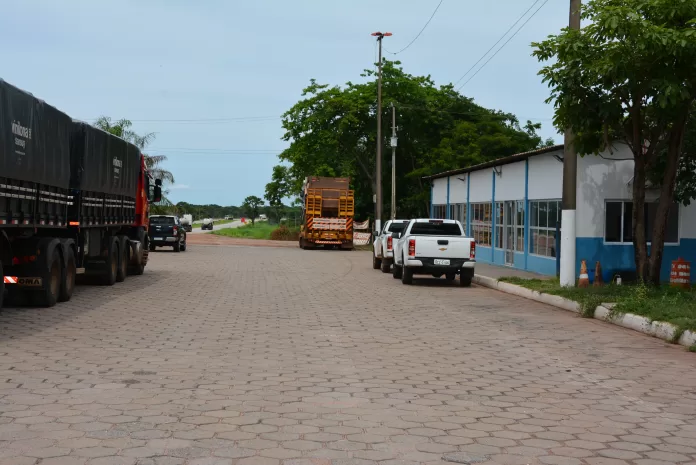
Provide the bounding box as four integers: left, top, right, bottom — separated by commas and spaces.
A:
471, 202, 492, 247
495, 202, 504, 249
495, 201, 525, 250
605, 201, 679, 244
530, 199, 560, 258
432, 204, 446, 219
449, 203, 466, 226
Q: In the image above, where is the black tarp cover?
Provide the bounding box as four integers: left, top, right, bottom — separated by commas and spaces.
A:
70, 121, 140, 197
0, 78, 72, 188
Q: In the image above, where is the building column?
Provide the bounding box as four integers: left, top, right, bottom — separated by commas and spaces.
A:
466, 173, 471, 236
491, 170, 496, 260
524, 159, 530, 270
446, 177, 451, 219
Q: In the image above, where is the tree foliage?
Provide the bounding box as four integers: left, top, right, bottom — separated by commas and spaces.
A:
533, 0, 696, 284
264, 165, 292, 223
271, 61, 552, 221
241, 195, 265, 225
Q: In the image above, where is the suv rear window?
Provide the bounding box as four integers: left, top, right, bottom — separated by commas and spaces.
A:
150, 217, 175, 225
410, 221, 462, 236
388, 222, 408, 233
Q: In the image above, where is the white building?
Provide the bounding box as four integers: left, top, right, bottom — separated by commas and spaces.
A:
426, 143, 696, 282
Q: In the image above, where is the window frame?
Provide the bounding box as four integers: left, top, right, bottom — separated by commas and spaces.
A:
603, 200, 680, 246
470, 202, 492, 247
529, 199, 561, 259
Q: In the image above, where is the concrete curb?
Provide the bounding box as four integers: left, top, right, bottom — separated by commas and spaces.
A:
473, 274, 696, 349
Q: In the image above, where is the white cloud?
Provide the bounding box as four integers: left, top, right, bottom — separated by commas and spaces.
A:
168, 184, 190, 190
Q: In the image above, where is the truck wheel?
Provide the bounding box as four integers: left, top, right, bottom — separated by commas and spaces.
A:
58, 247, 76, 302
174, 239, 181, 253
149, 243, 156, 252
33, 249, 61, 307
445, 273, 456, 281
181, 238, 187, 252
299, 237, 305, 249
381, 259, 391, 274
0, 260, 4, 310
102, 238, 118, 286
401, 266, 413, 285
116, 236, 128, 283
373, 254, 381, 269
392, 262, 403, 279
460, 276, 472, 287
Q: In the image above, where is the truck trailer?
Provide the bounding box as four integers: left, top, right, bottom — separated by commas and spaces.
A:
299, 176, 354, 250
0, 79, 161, 309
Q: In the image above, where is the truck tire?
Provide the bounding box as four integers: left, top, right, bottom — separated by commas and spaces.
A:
181, 237, 187, 252
0, 260, 4, 310
299, 237, 305, 249
373, 253, 381, 269
401, 266, 413, 285
116, 236, 129, 283
58, 247, 76, 302
102, 237, 119, 286
460, 275, 472, 287
381, 259, 391, 274
129, 230, 147, 276
446, 273, 456, 281
33, 249, 61, 307
174, 238, 181, 253
392, 261, 403, 279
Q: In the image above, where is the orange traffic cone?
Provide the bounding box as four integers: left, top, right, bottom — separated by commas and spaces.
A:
594, 261, 603, 287
578, 260, 590, 288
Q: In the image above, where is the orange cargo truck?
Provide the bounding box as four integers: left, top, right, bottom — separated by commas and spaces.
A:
299, 176, 355, 250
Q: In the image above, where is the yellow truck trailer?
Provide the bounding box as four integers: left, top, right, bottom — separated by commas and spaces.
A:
299, 177, 355, 250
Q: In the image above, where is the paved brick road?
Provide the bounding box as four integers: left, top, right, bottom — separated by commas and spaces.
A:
1, 245, 695, 465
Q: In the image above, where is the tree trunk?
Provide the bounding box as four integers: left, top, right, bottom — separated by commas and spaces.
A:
648, 118, 687, 285
631, 156, 649, 283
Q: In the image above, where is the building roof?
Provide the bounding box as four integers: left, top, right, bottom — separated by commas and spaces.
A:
423, 144, 564, 181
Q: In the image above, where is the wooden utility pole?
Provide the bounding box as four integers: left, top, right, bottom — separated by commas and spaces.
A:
560, 0, 582, 287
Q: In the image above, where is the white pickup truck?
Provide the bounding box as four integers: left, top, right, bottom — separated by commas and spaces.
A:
372, 219, 410, 273
393, 219, 476, 286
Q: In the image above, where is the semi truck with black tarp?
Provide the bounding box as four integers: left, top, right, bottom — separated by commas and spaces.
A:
0, 78, 162, 309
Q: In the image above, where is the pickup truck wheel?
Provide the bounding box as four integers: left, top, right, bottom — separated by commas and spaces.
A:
174, 239, 181, 253
445, 273, 456, 281
392, 262, 403, 279
401, 266, 413, 285
460, 276, 473, 287
381, 259, 391, 273
372, 254, 381, 269
181, 238, 187, 252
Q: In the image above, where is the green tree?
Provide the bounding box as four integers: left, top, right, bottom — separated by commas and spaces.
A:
533, 0, 696, 285
241, 195, 264, 225
279, 61, 548, 220
264, 165, 292, 224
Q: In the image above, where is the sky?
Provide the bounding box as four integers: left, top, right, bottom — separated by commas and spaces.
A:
1, 0, 568, 206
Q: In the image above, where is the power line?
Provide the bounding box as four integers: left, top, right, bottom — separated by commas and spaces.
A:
453, 0, 543, 88
385, 0, 445, 55
457, 0, 549, 91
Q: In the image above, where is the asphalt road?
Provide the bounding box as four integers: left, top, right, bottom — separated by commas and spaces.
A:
0, 244, 694, 464
188, 219, 245, 234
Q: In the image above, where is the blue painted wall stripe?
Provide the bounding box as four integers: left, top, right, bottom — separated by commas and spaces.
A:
446, 177, 451, 219
524, 159, 529, 270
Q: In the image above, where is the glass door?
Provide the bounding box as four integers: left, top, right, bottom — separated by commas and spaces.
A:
504, 201, 516, 266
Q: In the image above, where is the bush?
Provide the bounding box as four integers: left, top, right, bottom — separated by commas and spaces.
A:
270, 225, 300, 241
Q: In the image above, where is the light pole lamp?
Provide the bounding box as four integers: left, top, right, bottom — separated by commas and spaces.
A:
371, 31, 392, 234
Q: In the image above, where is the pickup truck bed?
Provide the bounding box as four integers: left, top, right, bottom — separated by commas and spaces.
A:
393, 219, 475, 286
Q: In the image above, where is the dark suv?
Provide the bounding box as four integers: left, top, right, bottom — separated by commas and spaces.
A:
149, 215, 187, 252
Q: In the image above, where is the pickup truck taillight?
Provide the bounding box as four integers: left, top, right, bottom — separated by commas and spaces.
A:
408, 239, 416, 257
387, 236, 393, 250
470, 240, 476, 260
173, 226, 178, 235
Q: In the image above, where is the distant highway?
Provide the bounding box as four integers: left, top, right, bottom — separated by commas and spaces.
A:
188, 219, 245, 235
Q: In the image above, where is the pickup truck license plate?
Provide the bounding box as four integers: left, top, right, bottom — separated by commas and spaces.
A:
434, 259, 450, 265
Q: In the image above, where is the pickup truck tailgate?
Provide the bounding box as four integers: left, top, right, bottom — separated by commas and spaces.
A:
414, 237, 471, 259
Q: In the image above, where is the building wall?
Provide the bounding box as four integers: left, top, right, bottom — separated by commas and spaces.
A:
431, 178, 448, 205
528, 152, 563, 200
575, 143, 696, 283
428, 145, 696, 282
449, 175, 467, 204
495, 161, 526, 201
469, 170, 492, 202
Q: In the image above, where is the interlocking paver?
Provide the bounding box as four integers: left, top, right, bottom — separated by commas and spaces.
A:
0, 245, 695, 464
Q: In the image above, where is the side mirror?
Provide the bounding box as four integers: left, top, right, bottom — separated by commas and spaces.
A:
153, 179, 162, 203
